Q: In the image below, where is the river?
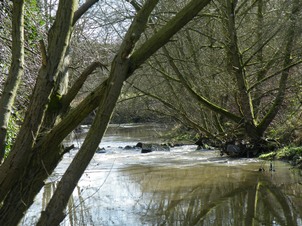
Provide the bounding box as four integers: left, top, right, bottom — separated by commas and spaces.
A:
22, 123, 302, 226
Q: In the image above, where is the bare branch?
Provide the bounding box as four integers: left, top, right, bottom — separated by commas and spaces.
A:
61, 61, 108, 110
73, 0, 99, 25
130, 0, 211, 73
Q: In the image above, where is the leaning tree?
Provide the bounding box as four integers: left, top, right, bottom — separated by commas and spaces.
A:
0, 0, 211, 225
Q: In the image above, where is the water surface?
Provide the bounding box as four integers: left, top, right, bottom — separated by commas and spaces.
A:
22, 124, 302, 226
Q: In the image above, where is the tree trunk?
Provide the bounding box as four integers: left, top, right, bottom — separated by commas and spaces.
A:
0, 0, 24, 162
42, 46, 72, 129
37, 0, 159, 224
222, 0, 259, 139
257, 0, 300, 134
38, 0, 212, 225
0, 0, 78, 216
38, 55, 130, 226
253, 0, 265, 116
0, 79, 108, 225
0, 0, 212, 225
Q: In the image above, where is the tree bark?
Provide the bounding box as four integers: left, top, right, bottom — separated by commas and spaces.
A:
38, 0, 212, 225
0, 78, 109, 226
61, 61, 107, 112
253, 0, 265, 117
0, 0, 24, 162
0, 0, 78, 220
37, 1, 159, 224
0, 0, 212, 225
37, 56, 130, 226
0, 1, 99, 225
221, 0, 261, 139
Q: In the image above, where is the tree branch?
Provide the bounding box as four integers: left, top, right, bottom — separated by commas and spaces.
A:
162, 46, 242, 123
132, 83, 214, 137
61, 61, 108, 111
129, 0, 211, 74
73, 0, 99, 25
39, 39, 47, 66
257, 0, 301, 133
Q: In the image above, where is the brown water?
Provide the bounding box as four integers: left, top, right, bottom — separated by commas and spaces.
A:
22, 124, 302, 226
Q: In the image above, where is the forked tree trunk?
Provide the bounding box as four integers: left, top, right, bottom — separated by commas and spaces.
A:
222, 0, 259, 139
0, 1, 78, 224
38, 0, 212, 225
219, 0, 300, 141
37, 1, 160, 224
38, 55, 130, 226
0, 0, 212, 225
0, 81, 107, 225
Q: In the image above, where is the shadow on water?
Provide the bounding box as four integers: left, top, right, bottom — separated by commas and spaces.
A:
22, 124, 302, 226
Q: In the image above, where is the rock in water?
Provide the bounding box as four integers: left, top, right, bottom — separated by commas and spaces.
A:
96, 147, 106, 153
226, 144, 241, 157
138, 143, 170, 153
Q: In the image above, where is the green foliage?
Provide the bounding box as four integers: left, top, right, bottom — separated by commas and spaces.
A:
4, 112, 21, 158
258, 152, 276, 160
275, 146, 302, 160
24, 0, 45, 47
259, 146, 302, 161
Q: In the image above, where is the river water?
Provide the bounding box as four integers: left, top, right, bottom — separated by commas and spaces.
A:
22, 124, 302, 226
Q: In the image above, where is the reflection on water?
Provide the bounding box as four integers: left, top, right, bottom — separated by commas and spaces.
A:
121, 163, 302, 226
22, 124, 302, 226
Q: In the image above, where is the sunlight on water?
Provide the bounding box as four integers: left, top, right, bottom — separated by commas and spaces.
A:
22, 124, 302, 226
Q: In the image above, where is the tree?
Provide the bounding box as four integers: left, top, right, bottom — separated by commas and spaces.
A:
129, 0, 302, 149
0, 0, 211, 225
0, 0, 24, 162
